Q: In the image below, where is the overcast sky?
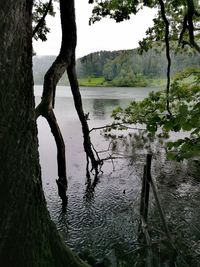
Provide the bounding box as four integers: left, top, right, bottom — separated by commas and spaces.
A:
33, 1, 156, 59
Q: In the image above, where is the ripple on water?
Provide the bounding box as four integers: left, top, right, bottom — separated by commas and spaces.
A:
37, 88, 200, 265
44, 163, 140, 259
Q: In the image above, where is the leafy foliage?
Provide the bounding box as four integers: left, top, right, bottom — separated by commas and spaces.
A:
76, 48, 200, 85
89, 0, 200, 53
89, 0, 140, 24
33, 0, 55, 41
111, 68, 200, 160
89, 0, 200, 161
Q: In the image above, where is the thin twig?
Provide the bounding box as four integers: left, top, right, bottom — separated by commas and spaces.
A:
89, 123, 144, 133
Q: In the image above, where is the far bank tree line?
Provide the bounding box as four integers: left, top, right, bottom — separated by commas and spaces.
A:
33, 47, 200, 86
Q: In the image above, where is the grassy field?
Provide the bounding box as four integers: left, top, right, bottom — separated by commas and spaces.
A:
78, 77, 107, 87
78, 76, 167, 88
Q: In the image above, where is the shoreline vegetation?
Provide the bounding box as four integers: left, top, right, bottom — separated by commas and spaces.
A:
34, 76, 167, 88
78, 76, 167, 87
33, 48, 199, 88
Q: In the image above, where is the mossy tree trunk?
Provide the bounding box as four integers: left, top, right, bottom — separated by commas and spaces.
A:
0, 0, 89, 266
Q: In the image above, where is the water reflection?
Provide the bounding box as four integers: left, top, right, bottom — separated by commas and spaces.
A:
84, 176, 99, 202
91, 99, 120, 120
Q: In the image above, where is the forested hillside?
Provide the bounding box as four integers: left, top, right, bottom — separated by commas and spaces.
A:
33, 48, 200, 86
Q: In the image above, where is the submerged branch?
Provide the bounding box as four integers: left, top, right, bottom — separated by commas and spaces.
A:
35, 54, 68, 204
67, 57, 101, 178
36, 0, 103, 202
46, 109, 67, 204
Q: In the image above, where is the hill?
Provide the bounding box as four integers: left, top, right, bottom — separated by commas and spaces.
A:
33, 48, 200, 87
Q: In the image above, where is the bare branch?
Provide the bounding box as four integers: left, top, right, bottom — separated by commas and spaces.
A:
67, 57, 101, 177
89, 123, 144, 133
178, 14, 188, 46
186, 0, 200, 53
158, 0, 172, 117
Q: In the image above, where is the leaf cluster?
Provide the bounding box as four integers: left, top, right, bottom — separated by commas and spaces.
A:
89, 0, 142, 24
33, 0, 55, 41
89, 0, 200, 53
111, 68, 200, 160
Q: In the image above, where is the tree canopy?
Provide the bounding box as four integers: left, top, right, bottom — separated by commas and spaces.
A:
89, 0, 200, 49
111, 68, 200, 160
89, 0, 200, 161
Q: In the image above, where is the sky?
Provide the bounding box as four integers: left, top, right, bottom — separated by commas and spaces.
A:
33, 1, 156, 59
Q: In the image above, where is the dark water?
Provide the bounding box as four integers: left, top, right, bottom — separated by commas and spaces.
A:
35, 86, 200, 267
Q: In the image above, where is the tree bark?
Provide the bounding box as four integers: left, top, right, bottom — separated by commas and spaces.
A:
36, 0, 100, 190
67, 57, 99, 177
0, 0, 89, 266
62, 0, 100, 177
35, 55, 68, 204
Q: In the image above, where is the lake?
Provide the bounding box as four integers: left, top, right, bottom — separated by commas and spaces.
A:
35, 85, 200, 267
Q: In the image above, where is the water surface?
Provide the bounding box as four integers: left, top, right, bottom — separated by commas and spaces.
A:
35, 86, 200, 266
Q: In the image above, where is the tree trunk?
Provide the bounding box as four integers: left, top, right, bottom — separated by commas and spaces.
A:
67, 57, 100, 177
0, 1, 89, 266
35, 55, 68, 204
36, 0, 100, 189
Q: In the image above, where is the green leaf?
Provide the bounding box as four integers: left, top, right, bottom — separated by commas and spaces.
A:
179, 104, 188, 116
147, 123, 157, 133
163, 120, 174, 131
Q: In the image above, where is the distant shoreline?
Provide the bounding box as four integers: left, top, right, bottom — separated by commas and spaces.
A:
34, 77, 167, 88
